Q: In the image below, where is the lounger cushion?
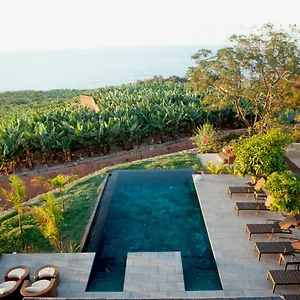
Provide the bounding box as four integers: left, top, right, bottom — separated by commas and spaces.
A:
38, 267, 56, 277
7, 268, 25, 279
25, 279, 50, 293
25, 286, 44, 293
0, 281, 17, 294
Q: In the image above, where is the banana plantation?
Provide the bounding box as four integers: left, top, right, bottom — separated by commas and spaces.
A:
0, 80, 238, 173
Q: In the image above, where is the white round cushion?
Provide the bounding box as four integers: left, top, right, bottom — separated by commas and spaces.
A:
7, 268, 25, 279
0, 281, 17, 294
38, 267, 56, 277
25, 280, 50, 293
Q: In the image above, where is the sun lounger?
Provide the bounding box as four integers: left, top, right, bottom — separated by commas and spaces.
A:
235, 202, 269, 215
254, 238, 300, 260
33, 264, 60, 285
20, 278, 58, 298
245, 215, 296, 240
3, 266, 29, 282
266, 269, 300, 292
0, 280, 23, 300
283, 295, 300, 300
278, 253, 300, 270
227, 178, 266, 199
235, 195, 272, 216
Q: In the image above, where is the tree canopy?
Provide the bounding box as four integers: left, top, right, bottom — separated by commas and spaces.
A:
187, 23, 300, 132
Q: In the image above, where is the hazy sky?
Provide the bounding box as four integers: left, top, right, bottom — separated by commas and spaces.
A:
1, 0, 299, 52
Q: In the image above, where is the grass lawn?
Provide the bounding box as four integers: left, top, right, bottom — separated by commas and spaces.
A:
0, 151, 201, 253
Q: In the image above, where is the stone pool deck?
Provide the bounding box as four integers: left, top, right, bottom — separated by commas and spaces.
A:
1, 174, 300, 298
193, 174, 300, 296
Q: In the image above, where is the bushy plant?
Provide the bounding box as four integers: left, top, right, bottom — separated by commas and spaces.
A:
204, 161, 235, 174
33, 193, 64, 252
234, 128, 292, 180
191, 123, 217, 153
265, 171, 300, 214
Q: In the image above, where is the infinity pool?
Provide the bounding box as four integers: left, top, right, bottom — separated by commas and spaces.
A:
85, 169, 222, 291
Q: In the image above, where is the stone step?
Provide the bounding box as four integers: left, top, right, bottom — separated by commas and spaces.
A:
123, 251, 185, 292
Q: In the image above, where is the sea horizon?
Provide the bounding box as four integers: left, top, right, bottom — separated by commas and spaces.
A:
0, 44, 224, 92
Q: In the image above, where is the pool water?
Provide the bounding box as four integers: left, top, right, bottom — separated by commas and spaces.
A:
86, 169, 222, 291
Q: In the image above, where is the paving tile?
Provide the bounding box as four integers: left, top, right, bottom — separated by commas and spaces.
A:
124, 251, 185, 293
193, 174, 287, 297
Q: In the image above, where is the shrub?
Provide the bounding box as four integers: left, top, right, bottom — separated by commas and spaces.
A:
191, 123, 217, 153
234, 128, 292, 180
265, 171, 300, 214
204, 161, 235, 174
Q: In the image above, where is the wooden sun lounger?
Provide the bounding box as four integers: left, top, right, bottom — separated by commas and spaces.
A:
283, 295, 300, 300
227, 178, 266, 199
245, 223, 292, 240
245, 215, 296, 240
266, 269, 300, 293
235, 202, 269, 216
235, 194, 272, 216
254, 241, 298, 260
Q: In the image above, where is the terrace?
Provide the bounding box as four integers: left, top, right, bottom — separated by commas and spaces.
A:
1, 173, 299, 298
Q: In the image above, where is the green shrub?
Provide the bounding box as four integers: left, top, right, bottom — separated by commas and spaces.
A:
204, 161, 235, 174
191, 123, 217, 153
234, 128, 291, 180
265, 171, 300, 214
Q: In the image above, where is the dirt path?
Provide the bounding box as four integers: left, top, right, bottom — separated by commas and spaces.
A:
0, 138, 195, 206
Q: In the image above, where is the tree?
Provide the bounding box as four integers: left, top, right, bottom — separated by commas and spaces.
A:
33, 193, 63, 252
265, 171, 300, 215
31, 174, 78, 212
0, 175, 26, 235
233, 128, 291, 180
187, 23, 300, 133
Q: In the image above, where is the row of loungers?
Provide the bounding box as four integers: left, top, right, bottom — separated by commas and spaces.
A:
228, 180, 300, 293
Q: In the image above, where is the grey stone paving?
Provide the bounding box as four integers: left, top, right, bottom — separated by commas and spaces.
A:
0, 253, 95, 298
193, 174, 300, 296
123, 252, 185, 292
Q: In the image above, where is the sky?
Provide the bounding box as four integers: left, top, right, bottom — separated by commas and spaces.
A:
0, 0, 299, 52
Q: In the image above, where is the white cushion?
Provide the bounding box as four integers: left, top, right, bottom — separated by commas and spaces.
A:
7, 268, 25, 279
25, 286, 44, 293
0, 281, 17, 294
38, 267, 56, 277
25, 280, 50, 293
32, 279, 50, 288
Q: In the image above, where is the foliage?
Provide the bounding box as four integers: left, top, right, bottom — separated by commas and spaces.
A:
204, 161, 235, 174
265, 171, 300, 214
187, 23, 300, 132
33, 193, 64, 252
31, 174, 78, 212
191, 123, 217, 153
0, 151, 200, 253
0, 175, 26, 235
0, 79, 239, 173
291, 125, 300, 143
0, 213, 53, 253
204, 161, 225, 174
234, 128, 291, 179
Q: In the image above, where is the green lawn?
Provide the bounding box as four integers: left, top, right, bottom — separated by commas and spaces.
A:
0, 151, 201, 253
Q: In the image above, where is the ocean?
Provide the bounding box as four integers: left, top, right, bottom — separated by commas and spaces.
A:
0, 45, 221, 92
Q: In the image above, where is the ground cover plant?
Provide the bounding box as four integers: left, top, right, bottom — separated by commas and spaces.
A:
0, 78, 238, 173
0, 151, 201, 253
